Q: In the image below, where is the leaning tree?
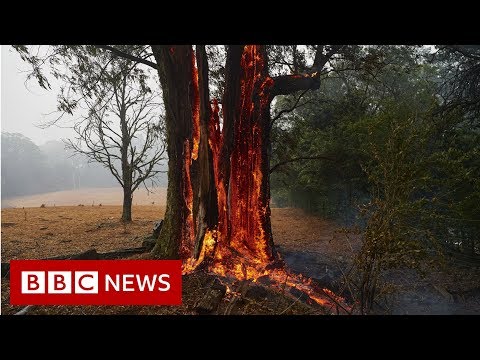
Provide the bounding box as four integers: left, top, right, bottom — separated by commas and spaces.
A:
15, 44, 351, 277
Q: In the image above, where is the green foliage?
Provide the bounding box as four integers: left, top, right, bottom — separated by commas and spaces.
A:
270, 45, 480, 311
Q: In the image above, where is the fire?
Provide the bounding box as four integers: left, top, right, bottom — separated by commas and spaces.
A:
182, 229, 217, 273
179, 45, 349, 314
191, 49, 200, 161
228, 45, 274, 263
180, 139, 195, 259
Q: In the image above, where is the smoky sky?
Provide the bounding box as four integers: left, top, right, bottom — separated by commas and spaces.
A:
1, 45, 76, 146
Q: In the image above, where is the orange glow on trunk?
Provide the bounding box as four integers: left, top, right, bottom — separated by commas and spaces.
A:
228, 45, 273, 264
180, 139, 195, 259
177, 45, 349, 313
191, 50, 200, 161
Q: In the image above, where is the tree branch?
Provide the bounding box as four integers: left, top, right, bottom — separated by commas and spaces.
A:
96, 45, 158, 69
270, 155, 336, 174
271, 74, 321, 97
271, 89, 310, 125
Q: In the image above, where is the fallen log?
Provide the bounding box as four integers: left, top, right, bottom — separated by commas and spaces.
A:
1, 263, 10, 278
101, 247, 150, 259
195, 279, 227, 314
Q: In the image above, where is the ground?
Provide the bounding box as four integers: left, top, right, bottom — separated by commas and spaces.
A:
1, 188, 480, 315
1, 204, 346, 315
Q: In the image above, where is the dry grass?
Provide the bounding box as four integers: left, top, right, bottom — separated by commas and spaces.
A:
1, 205, 350, 262
1, 205, 166, 260
1, 205, 344, 315
2, 187, 167, 208
271, 208, 359, 257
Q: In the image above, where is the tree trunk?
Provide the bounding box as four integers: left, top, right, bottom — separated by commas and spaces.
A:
119, 73, 133, 223
216, 45, 275, 263
193, 45, 218, 260
151, 45, 197, 259
122, 187, 133, 222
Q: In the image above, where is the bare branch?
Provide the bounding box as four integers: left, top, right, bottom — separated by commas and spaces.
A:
96, 45, 158, 69
271, 89, 310, 125
270, 155, 336, 174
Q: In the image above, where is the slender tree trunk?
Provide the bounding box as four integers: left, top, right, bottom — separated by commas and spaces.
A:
122, 187, 133, 222
193, 45, 218, 260
120, 75, 133, 223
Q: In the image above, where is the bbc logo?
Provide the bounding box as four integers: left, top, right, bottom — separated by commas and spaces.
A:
21, 271, 99, 294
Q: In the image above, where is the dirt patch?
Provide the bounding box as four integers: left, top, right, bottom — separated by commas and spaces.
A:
1, 205, 165, 260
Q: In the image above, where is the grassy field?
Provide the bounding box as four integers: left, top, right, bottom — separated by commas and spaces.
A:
1, 186, 167, 208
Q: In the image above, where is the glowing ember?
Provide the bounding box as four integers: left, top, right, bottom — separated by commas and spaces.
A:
228, 45, 274, 263
180, 139, 195, 259
191, 49, 200, 161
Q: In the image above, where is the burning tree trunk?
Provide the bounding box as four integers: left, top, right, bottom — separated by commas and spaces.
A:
215, 45, 275, 267
150, 44, 349, 312
152, 45, 318, 273
152, 45, 277, 272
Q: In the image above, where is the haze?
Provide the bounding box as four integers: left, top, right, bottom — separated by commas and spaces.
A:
1, 45, 75, 145
1, 45, 167, 207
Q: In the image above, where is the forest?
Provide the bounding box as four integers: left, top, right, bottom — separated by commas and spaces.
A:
1, 45, 479, 315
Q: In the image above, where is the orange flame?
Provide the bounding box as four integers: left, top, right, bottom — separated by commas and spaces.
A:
180, 139, 195, 259
191, 49, 200, 161
228, 45, 273, 263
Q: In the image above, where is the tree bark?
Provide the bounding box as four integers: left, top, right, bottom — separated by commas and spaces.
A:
193, 45, 218, 259
151, 45, 196, 259
217, 45, 244, 244
216, 45, 275, 263
271, 74, 321, 97
120, 74, 132, 222
122, 187, 133, 222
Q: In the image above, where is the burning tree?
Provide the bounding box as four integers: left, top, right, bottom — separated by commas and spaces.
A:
150, 46, 320, 262
15, 44, 349, 311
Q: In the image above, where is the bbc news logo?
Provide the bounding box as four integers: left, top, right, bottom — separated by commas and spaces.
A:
10, 260, 182, 305
22, 271, 100, 294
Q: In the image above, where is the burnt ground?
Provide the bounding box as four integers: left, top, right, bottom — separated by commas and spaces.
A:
1, 205, 479, 314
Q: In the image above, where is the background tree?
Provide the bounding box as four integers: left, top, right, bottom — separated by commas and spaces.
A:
63, 60, 166, 221
1, 132, 48, 198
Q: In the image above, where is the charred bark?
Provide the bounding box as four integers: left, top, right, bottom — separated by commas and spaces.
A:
271, 74, 321, 97
220, 45, 275, 263
217, 45, 243, 243
193, 45, 218, 259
